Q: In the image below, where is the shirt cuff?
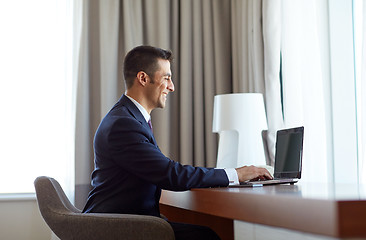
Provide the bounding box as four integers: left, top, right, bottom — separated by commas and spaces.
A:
223, 168, 239, 185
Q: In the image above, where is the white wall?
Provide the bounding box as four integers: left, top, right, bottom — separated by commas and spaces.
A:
234, 221, 337, 240
0, 197, 51, 240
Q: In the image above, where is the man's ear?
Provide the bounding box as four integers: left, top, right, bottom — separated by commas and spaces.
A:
136, 71, 149, 87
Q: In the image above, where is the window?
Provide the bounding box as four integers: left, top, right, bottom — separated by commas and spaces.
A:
328, 0, 361, 184
280, 0, 364, 184
0, 0, 74, 193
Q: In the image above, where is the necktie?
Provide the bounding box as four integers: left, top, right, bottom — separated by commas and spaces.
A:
148, 119, 153, 132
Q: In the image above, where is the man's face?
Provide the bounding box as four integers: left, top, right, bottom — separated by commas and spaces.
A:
146, 59, 174, 110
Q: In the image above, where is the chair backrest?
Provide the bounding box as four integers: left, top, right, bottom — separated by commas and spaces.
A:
34, 176, 175, 240
34, 176, 83, 239
34, 176, 80, 215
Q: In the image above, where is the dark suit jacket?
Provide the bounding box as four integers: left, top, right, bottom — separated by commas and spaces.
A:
83, 95, 229, 217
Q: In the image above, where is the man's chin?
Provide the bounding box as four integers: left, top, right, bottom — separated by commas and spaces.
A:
158, 99, 167, 108
159, 103, 166, 109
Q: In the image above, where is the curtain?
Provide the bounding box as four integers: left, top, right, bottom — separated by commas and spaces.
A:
74, 0, 122, 209
280, 0, 329, 183
119, 0, 234, 167
262, 0, 284, 164
170, 0, 233, 166
231, 0, 331, 183
232, 0, 265, 93
360, 2, 366, 184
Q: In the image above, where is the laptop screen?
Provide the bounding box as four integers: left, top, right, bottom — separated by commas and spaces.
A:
274, 127, 304, 179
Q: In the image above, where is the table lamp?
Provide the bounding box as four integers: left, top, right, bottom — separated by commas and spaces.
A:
212, 93, 268, 168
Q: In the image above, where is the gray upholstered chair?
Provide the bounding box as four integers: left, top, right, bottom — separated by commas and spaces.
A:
34, 176, 175, 240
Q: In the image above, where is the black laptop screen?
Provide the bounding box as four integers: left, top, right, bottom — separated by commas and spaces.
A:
274, 127, 304, 179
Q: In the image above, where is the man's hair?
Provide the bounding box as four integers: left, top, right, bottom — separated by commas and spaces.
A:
123, 45, 173, 89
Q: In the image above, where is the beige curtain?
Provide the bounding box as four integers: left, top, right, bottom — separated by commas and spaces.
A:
118, 0, 233, 167
74, 0, 122, 208
231, 0, 265, 93
74, 0, 280, 207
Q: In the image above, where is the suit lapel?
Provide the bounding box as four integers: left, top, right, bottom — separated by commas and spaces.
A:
119, 95, 158, 146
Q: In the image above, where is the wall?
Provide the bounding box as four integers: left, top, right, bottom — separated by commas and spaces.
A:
0, 195, 51, 240
234, 221, 337, 240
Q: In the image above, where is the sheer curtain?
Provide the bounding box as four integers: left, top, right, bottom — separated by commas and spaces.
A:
358, 1, 366, 184
280, 0, 330, 183
262, 0, 284, 164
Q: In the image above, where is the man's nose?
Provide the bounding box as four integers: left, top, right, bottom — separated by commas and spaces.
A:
167, 79, 175, 92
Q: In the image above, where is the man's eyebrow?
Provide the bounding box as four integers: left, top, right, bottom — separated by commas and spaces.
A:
164, 73, 172, 77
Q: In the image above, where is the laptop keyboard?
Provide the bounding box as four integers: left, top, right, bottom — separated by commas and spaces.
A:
240, 178, 296, 185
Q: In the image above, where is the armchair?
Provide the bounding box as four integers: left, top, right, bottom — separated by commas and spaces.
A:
34, 176, 175, 240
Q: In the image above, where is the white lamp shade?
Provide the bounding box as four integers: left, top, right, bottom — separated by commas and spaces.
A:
213, 93, 268, 168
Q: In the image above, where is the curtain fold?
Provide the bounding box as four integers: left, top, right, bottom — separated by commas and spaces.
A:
119, 0, 233, 167
281, 0, 329, 183
176, 0, 232, 167
262, 0, 284, 164
360, 2, 366, 184
75, 0, 122, 209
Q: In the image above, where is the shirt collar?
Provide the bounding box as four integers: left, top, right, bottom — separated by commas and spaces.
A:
125, 94, 150, 123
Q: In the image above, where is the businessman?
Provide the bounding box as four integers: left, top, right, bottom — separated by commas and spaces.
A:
83, 45, 272, 240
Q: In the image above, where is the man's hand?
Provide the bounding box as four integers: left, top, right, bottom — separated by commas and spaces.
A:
235, 165, 273, 182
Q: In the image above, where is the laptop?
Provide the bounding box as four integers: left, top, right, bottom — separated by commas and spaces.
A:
231, 126, 304, 187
